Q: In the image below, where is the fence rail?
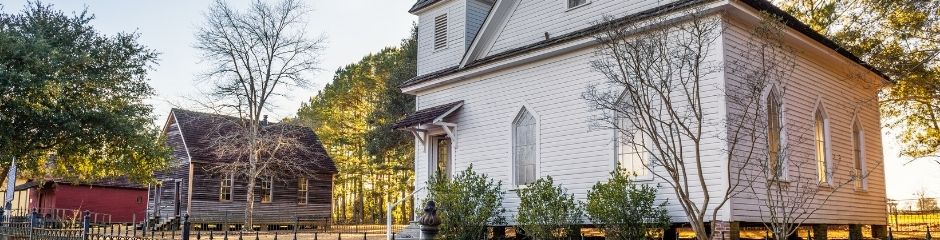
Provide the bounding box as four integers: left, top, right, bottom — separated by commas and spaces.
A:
0, 209, 406, 240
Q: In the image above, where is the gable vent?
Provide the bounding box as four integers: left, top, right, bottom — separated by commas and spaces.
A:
434, 14, 448, 50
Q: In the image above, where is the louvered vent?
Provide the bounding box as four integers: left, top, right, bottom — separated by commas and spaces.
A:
434, 14, 448, 50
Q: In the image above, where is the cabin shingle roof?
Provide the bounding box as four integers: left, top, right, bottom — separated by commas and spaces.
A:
393, 101, 464, 129
170, 109, 338, 174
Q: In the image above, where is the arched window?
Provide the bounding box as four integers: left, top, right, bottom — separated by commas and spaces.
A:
815, 105, 831, 184
513, 108, 537, 186
766, 89, 783, 178
852, 117, 865, 190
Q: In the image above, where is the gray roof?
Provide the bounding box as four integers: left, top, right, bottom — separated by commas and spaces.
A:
409, 0, 443, 13
393, 101, 464, 129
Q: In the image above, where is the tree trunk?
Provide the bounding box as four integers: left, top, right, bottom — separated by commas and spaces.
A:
245, 178, 256, 228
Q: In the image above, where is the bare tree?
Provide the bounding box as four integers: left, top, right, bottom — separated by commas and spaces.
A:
583, 8, 742, 239
193, 0, 325, 226
584, 7, 884, 239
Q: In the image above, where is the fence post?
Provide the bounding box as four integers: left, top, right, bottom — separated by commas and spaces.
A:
292, 216, 298, 240
182, 214, 191, 240
82, 211, 90, 240
29, 208, 38, 228
132, 214, 137, 237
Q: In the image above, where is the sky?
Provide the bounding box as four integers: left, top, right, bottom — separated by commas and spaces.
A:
1, 0, 937, 199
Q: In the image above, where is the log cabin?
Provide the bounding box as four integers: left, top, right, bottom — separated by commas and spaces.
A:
149, 109, 337, 227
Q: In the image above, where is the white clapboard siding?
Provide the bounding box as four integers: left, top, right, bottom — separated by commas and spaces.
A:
466, 0, 493, 48
417, 1, 468, 76
483, 0, 680, 58
412, 21, 733, 223
721, 17, 887, 225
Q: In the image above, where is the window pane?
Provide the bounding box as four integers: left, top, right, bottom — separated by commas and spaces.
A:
853, 121, 864, 188
619, 132, 648, 176
815, 110, 827, 183
437, 138, 451, 178
261, 177, 273, 203
298, 177, 308, 204
514, 109, 536, 185
219, 174, 233, 201
766, 90, 782, 178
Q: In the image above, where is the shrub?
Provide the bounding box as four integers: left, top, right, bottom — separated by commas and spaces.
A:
427, 165, 506, 240
584, 171, 670, 240
515, 176, 584, 240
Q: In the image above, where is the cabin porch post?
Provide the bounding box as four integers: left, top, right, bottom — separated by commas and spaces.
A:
812, 224, 828, 240
872, 225, 888, 239
849, 224, 863, 239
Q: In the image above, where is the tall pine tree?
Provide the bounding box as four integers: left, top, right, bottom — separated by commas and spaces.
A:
294, 28, 417, 224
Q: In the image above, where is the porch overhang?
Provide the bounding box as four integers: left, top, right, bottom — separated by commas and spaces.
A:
393, 100, 464, 148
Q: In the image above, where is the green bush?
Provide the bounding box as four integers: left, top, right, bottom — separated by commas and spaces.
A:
427, 165, 506, 240
515, 176, 584, 240
584, 171, 670, 240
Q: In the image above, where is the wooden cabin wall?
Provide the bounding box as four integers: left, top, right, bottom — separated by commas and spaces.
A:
188, 162, 333, 223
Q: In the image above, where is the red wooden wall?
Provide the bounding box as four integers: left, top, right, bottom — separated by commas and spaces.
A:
27, 184, 147, 223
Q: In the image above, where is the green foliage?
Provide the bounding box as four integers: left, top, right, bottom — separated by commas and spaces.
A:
427, 166, 506, 240
516, 176, 583, 240
366, 26, 417, 160
776, 0, 940, 162
0, 2, 170, 182
584, 171, 670, 240
293, 28, 417, 223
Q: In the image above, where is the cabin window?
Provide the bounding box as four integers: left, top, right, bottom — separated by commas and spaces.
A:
852, 118, 865, 190
260, 176, 273, 203
434, 14, 448, 50
219, 173, 234, 202
430, 137, 452, 178
567, 0, 588, 8
513, 108, 537, 186
298, 177, 309, 204
814, 105, 831, 184
766, 89, 783, 179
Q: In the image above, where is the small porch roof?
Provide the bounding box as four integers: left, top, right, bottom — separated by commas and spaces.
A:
393, 100, 464, 129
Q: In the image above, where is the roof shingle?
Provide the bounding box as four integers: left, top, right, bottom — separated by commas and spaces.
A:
409, 0, 444, 13
170, 109, 338, 174
393, 101, 464, 129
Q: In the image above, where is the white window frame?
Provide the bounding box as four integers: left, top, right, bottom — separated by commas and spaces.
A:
511, 106, 539, 187
566, 0, 590, 10
260, 176, 273, 203
433, 14, 448, 51
852, 115, 867, 191
219, 173, 234, 202
814, 102, 833, 185
297, 177, 309, 205
428, 135, 453, 179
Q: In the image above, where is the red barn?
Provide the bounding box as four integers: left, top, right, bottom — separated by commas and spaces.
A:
16, 179, 148, 223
